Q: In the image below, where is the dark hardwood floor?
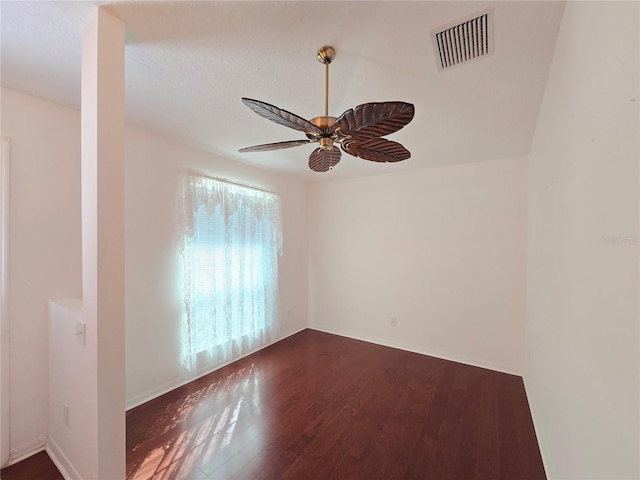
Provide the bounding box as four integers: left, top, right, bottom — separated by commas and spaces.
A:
3, 329, 546, 479
0, 451, 64, 480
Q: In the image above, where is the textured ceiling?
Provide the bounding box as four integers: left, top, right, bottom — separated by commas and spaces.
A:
1, 1, 565, 182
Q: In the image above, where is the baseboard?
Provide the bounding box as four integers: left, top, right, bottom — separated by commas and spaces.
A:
6, 435, 46, 466
522, 375, 551, 478
126, 326, 307, 410
309, 325, 523, 376
47, 437, 80, 480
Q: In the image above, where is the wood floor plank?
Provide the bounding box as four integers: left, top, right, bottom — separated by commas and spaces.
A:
451, 368, 482, 479
425, 365, 469, 480
404, 361, 456, 479
474, 372, 501, 479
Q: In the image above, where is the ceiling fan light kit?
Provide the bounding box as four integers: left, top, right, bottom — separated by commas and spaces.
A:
239, 46, 415, 172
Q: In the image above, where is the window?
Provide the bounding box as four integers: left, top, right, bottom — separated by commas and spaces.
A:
177, 172, 282, 373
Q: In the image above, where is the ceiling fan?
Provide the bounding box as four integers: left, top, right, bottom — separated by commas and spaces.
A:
239, 46, 415, 173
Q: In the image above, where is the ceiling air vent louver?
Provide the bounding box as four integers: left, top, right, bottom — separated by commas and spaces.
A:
431, 8, 494, 71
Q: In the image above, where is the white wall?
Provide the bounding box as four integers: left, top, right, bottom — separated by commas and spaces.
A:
525, 2, 639, 479
1, 87, 309, 459
124, 126, 309, 407
308, 156, 527, 374
1, 89, 83, 461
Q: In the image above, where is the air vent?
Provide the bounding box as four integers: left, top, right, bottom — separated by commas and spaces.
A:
431, 8, 494, 71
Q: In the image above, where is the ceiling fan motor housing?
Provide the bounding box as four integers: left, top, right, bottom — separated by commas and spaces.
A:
311, 116, 338, 150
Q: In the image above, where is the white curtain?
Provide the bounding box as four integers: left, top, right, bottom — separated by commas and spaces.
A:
177, 171, 283, 373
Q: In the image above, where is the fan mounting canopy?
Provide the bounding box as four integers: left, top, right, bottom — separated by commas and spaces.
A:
316, 46, 335, 64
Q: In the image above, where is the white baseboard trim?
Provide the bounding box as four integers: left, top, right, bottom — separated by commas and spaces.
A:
47, 437, 81, 480
522, 375, 551, 478
125, 326, 307, 410
6, 435, 46, 466
309, 325, 523, 376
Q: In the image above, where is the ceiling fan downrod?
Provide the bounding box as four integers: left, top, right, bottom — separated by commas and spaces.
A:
313, 46, 337, 150
317, 45, 335, 117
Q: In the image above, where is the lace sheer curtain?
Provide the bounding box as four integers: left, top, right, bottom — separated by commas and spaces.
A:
177, 171, 283, 373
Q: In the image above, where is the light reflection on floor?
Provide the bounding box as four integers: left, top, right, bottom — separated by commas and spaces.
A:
127, 363, 262, 479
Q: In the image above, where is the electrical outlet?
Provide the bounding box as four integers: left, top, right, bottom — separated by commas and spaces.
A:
63, 403, 69, 426
390, 316, 397, 327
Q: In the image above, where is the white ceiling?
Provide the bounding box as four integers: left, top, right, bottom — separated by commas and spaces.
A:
1, 1, 565, 182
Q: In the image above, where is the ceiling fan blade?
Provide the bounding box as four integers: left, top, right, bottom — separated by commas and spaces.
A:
239, 139, 311, 153
308, 146, 341, 172
342, 137, 411, 163
335, 102, 415, 139
242, 98, 322, 135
